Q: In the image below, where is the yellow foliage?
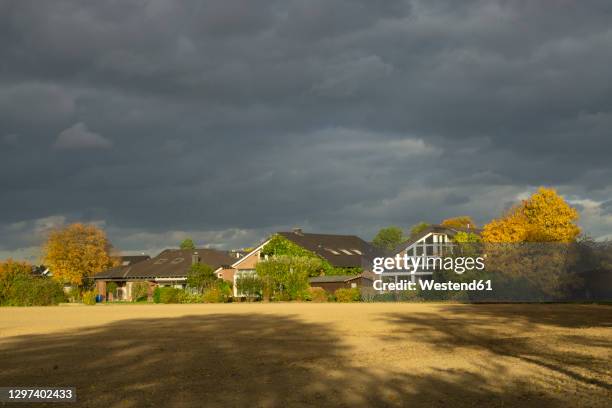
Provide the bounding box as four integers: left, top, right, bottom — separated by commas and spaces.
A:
0, 259, 32, 276
440, 216, 477, 229
482, 187, 580, 243
43, 223, 116, 285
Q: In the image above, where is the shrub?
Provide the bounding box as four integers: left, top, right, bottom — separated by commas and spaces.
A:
360, 287, 377, 302
203, 282, 231, 303
235, 274, 262, 301
397, 289, 422, 302
153, 286, 161, 303
187, 263, 217, 293
82, 289, 97, 305
334, 287, 361, 302
177, 290, 203, 303
308, 287, 329, 302
1, 260, 66, 306
256, 255, 322, 300
106, 282, 118, 298
131, 281, 149, 302
158, 287, 181, 303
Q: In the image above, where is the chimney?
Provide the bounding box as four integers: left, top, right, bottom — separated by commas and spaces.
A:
292, 228, 303, 235
192, 251, 199, 265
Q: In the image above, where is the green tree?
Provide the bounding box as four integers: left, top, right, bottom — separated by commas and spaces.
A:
372, 226, 404, 251
186, 263, 216, 293
261, 234, 360, 276
409, 222, 430, 238
256, 255, 323, 301
235, 274, 262, 301
180, 238, 196, 250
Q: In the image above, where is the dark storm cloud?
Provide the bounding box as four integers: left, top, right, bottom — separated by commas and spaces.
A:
1, 0, 612, 258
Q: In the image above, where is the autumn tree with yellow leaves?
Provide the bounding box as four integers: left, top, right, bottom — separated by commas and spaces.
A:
481, 188, 582, 298
440, 216, 477, 229
482, 187, 580, 243
43, 223, 118, 287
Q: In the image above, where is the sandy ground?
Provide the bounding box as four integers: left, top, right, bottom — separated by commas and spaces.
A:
0, 303, 610, 407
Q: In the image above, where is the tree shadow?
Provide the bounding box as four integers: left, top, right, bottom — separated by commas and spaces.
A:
383, 304, 612, 399
0, 312, 593, 407
439, 303, 612, 329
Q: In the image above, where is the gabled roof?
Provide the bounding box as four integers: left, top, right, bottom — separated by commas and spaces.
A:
95, 248, 235, 280
390, 225, 482, 255
278, 231, 380, 268
119, 255, 150, 266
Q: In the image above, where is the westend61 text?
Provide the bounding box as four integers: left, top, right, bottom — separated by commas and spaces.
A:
373, 279, 493, 292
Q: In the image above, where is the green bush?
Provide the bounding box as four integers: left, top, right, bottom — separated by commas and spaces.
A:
4, 277, 66, 306
106, 281, 118, 297
235, 274, 262, 301
177, 290, 203, 303
1, 260, 66, 306
82, 289, 97, 305
397, 289, 422, 302
131, 281, 149, 302
203, 282, 231, 303
334, 287, 361, 302
157, 287, 181, 303
153, 286, 161, 303
308, 287, 329, 302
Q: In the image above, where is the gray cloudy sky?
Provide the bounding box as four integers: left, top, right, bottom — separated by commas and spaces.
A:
1, 0, 612, 260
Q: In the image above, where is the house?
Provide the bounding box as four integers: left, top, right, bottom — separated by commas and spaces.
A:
95, 249, 234, 301
388, 224, 482, 282
216, 228, 382, 296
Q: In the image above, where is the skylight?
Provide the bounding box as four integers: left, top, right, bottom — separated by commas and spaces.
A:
351, 249, 363, 255
324, 247, 341, 255
339, 249, 353, 255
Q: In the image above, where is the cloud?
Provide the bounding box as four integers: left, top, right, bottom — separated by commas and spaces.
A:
0, 0, 611, 257
54, 122, 112, 150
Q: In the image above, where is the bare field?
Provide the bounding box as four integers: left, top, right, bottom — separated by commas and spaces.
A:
0, 303, 610, 407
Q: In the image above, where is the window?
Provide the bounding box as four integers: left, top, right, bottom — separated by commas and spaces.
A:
339, 249, 353, 255
351, 282, 357, 288
154, 258, 168, 265
324, 248, 341, 255
351, 249, 363, 255
170, 257, 184, 264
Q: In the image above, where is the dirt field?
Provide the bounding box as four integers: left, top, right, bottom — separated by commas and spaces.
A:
0, 303, 610, 407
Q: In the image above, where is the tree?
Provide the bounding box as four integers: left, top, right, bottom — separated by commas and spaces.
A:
180, 238, 196, 250
441, 216, 476, 229
409, 222, 430, 238
261, 234, 358, 276
0, 259, 65, 306
43, 223, 116, 286
372, 226, 404, 251
481, 187, 582, 299
186, 263, 217, 293
482, 187, 580, 243
256, 255, 324, 301
235, 274, 263, 301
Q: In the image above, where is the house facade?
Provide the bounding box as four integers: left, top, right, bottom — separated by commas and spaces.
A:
216, 228, 382, 296
95, 249, 235, 301
387, 225, 482, 282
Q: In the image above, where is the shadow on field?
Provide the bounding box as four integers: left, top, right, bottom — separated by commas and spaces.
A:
383, 304, 612, 394
0, 313, 574, 407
